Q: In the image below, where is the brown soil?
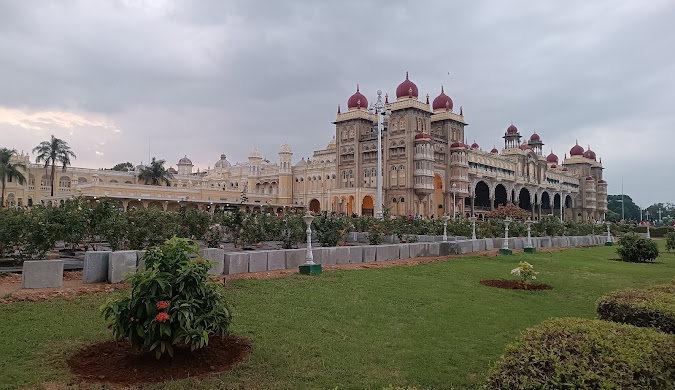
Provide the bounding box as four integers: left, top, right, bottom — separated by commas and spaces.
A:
479, 279, 553, 290
67, 335, 252, 387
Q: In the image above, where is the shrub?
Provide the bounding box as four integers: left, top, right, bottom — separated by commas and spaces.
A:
510, 261, 538, 282
666, 232, 675, 252
616, 233, 659, 262
487, 317, 675, 389
102, 238, 232, 358
312, 214, 347, 247
597, 283, 675, 334
367, 224, 384, 245
487, 204, 529, 219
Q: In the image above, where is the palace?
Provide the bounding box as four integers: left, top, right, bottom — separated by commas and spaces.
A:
3, 73, 608, 221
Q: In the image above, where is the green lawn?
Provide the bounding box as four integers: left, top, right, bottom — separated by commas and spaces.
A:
1, 242, 674, 390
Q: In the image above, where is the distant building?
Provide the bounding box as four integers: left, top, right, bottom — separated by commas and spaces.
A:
2, 73, 607, 221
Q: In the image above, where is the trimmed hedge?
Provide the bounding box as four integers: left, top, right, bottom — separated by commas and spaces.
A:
597, 283, 675, 333
634, 225, 674, 237
487, 317, 675, 389
616, 233, 659, 262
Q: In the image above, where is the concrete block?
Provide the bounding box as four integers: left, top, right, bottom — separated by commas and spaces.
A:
248, 251, 268, 272
418, 235, 434, 242
375, 245, 399, 261
484, 238, 494, 251
200, 248, 225, 275
347, 232, 358, 242
409, 243, 422, 258
225, 252, 250, 274
399, 243, 410, 260
334, 246, 350, 264
355, 232, 368, 242
455, 236, 468, 241
284, 249, 305, 269
83, 251, 110, 284
136, 250, 147, 271
347, 246, 363, 263
362, 246, 376, 262
108, 251, 137, 283
540, 237, 552, 247
471, 239, 486, 252
457, 240, 473, 254
22, 260, 63, 289
318, 247, 338, 265
513, 238, 524, 250
440, 242, 459, 255
383, 235, 399, 244
267, 251, 286, 270
428, 242, 440, 256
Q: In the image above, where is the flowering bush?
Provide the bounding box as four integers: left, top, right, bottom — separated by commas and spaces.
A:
666, 232, 675, 253
367, 224, 385, 245
204, 224, 222, 248
487, 204, 529, 220
312, 214, 349, 247
511, 261, 538, 282
102, 238, 232, 358
617, 233, 659, 263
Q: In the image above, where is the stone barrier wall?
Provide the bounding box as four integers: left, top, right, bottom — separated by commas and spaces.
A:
71, 234, 615, 285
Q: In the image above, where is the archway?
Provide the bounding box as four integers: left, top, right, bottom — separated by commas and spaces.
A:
518, 188, 531, 211
474, 181, 490, 209
541, 192, 551, 210
127, 200, 144, 210
167, 202, 181, 212
309, 199, 320, 213
362, 196, 374, 216
434, 174, 444, 217
348, 196, 355, 215
148, 201, 164, 210
494, 184, 507, 208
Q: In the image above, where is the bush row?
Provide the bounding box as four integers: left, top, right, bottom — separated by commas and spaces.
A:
597, 283, 675, 334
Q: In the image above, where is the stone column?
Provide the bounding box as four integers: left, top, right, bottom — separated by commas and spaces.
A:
470, 196, 475, 217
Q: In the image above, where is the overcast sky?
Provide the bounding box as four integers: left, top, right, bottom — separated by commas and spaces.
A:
0, 0, 673, 207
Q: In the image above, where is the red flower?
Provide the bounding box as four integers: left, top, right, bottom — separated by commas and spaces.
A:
156, 301, 170, 310
155, 312, 170, 323
107, 323, 113, 328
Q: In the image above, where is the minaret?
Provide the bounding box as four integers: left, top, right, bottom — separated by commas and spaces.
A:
278, 144, 293, 204
247, 149, 262, 195
413, 132, 435, 216
503, 123, 522, 149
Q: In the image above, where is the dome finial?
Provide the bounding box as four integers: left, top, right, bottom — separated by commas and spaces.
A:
426, 93, 429, 104
441, 85, 444, 93
356, 83, 359, 92
337, 104, 341, 114
406, 71, 409, 80
385, 93, 389, 104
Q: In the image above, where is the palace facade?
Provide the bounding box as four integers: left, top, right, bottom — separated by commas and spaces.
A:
3, 73, 608, 221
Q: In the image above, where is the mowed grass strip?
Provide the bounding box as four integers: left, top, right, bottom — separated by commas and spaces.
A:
0, 242, 673, 390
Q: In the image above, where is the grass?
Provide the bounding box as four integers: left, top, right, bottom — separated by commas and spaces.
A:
0, 242, 674, 390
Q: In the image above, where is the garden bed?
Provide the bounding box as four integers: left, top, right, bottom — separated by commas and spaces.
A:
480, 279, 552, 291
67, 335, 252, 386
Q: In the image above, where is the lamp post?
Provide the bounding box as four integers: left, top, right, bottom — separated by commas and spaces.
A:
299, 210, 322, 275
442, 215, 451, 242
647, 224, 651, 239
605, 222, 613, 246
524, 219, 535, 253
499, 217, 513, 255
451, 182, 458, 220
658, 208, 663, 222
369, 90, 389, 219
468, 215, 477, 240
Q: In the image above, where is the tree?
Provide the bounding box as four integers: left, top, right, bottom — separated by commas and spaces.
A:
607, 194, 640, 221
32, 135, 76, 197
487, 203, 529, 220
111, 162, 133, 172
0, 148, 27, 207
137, 157, 173, 186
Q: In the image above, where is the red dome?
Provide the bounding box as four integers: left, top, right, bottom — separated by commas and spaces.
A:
561, 167, 568, 171
432, 86, 454, 111
570, 142, 585, 156
530, 133, 540, 141
507, 124, 518, 134
583, 148, 596, 160
347, 85, 368, 109
490, 147, 499, 154
550, 164, 557, 169
471, 142, 479, 149
586, 176, 594, 181
519, 143, 532, 151
598, 179, 606, 184
414, 133, 434, 141
396, 72, 418, 99
546, 151, 558, 163
450, 142, 466, 148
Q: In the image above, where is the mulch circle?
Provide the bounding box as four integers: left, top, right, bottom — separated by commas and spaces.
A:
67, 335, 252, 387
479, 279, 553, 291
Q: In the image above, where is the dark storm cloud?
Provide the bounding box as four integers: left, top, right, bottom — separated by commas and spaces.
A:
0, 0, 673, 206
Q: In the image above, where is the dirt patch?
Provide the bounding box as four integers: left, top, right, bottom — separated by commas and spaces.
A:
479, 279, 553, 291
67, 335, 252, 387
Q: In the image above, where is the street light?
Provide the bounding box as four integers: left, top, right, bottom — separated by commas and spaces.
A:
451, 182, 458, 220
369, 90, 389, 219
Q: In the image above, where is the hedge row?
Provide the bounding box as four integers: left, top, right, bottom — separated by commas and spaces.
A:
597, 283, 675, 334
487, 317, 675, 389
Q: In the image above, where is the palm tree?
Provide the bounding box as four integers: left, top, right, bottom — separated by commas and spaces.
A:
138, 157, 174, 186
32, 135, 77, 197
0, 148, 27, 207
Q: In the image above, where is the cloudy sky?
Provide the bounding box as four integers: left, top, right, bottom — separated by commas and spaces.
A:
0, 0, 673, 206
